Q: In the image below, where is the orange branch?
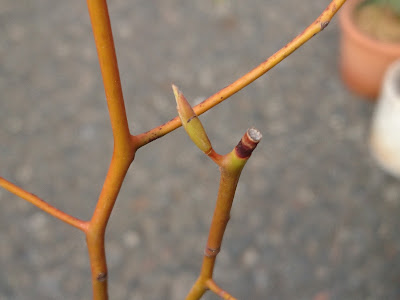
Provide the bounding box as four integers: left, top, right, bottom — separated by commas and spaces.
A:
0, 1, 347, 299
186, 129, 261, 300
206, 279, 237, 300
0, 177, 88, 232
134, 0, 347, 148
85, 0, 136, 299
86, 0, 132, 153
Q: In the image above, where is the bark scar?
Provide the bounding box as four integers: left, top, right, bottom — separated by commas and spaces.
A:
96, 272, 107, 282
321, 21, 329, 30
204, 247, 221, 257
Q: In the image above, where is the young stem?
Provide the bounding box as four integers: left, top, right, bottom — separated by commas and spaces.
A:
86, 0, 136, 299
186, 129, 261, 300
206, 279, 237, 300
86, 0, 132, 153
0, 177, 88, 232
185, 169, 240, 300
134, 0, 347, 147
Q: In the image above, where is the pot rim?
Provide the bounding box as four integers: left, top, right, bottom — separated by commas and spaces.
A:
338, 0, 400, 55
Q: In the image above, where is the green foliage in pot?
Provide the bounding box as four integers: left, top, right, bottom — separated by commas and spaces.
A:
364, 0, 400, 14
355, 0, 400, 42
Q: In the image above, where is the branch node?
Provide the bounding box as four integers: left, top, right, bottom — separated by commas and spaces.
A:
96, 272, 107, 282
204, 247, 221, 257
321, 21, 330, 30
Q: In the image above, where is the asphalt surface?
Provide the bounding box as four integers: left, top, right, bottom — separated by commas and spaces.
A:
1, 1, 400, 299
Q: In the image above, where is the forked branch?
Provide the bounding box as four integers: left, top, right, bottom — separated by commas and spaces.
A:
185, 129, 262, 300
0, 1, 347, 299
174, 87, 262, 299
85, 0, 136, 299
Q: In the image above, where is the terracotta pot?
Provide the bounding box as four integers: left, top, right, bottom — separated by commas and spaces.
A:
370, 59, 400, 178
338, 0, 400, 99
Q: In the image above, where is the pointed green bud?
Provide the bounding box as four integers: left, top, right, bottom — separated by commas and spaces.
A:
172, 84, 212, 154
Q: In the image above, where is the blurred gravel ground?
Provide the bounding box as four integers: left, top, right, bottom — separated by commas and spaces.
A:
1, 0, 400, 299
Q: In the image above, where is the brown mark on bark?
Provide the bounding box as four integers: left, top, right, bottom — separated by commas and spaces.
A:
321, 21, 329, 30
96, 272, 107, 282
205, 247, 221, 257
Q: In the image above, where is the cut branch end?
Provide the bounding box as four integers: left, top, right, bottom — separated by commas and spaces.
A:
235, 127, 262, 159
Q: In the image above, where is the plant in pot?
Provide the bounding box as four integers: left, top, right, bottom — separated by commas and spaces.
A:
339, 0, 400, 99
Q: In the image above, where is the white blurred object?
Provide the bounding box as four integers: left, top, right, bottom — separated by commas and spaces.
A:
370, 59, 400, 178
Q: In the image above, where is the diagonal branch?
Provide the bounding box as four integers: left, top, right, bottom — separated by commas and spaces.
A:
0, 177, 88, 232
206, 279, 237, 300
134, 0, 347, 148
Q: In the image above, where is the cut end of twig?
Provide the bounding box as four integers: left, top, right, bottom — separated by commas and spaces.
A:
247, 127, 262, 143
235, 127, 262, 159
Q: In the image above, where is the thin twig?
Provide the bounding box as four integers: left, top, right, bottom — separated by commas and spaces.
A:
206, 279, 238, 300
0, 177, 88, 232
134, 0, 347, 147
185, 129, 262, 300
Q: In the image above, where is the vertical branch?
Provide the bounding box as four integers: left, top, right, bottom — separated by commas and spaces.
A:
185, 169, 241, 300
86, 154, 133, 300
186, 129, 261, 300
175, 87, 263, 300
86, 0, 131, 152
86, 0, 136, 299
